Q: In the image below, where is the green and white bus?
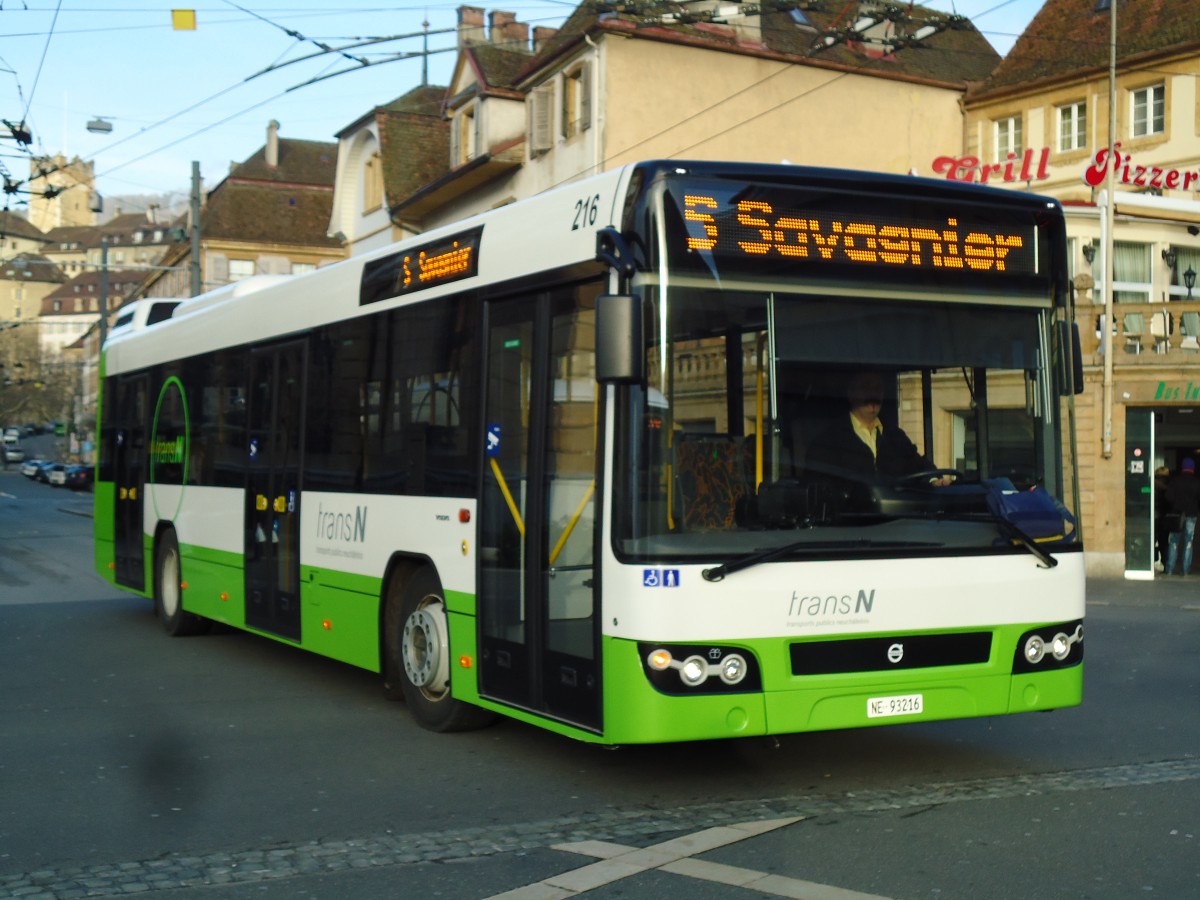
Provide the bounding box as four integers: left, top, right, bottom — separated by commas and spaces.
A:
95, 160, 1084, 744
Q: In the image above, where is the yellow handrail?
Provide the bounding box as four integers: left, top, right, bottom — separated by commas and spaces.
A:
488, 457, 525, 537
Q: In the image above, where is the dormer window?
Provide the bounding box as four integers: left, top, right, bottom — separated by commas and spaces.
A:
363, 151, 383, 212
452, 102, 480, 165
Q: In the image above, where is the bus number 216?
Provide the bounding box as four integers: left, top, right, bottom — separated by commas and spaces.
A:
573, 193, 601, 230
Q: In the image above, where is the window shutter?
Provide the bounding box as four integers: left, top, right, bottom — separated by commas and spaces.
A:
474, 104, 483, 157
580, 64, 592, 132
530, 87, 552, 153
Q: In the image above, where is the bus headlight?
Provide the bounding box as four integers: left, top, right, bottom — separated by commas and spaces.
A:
1024, 635, 1046, 664
1051, 632, 1072, 660
680, 655, 708, 686
1013, 621, 1083, 673
639, 643, 762, 694
719, 653, 747, 685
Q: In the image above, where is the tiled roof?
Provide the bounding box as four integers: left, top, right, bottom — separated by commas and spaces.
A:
525, 1, 999, 87
228, 138, 338, 187
0, 211, 49, 243
470, 43, 534, 91
42, 268, 149, 309
378, 89, 451, 208
381, 84, 447, 116
973, 0, 1200, 97
1, 252, 66, 283
201, 182, 339, 247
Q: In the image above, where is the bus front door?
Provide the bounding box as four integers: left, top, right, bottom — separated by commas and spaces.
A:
244, 340, 306, 641
113, 374, 148, 591
478, 287, 601, 732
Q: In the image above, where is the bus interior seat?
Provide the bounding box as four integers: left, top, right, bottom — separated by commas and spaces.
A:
674, 434, 752, 531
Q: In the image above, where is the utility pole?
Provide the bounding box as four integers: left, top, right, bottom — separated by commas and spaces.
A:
99, 237, 108, 348
190, 161, 202, 296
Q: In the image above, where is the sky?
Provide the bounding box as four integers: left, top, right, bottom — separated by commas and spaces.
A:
0, 1, 1045, 211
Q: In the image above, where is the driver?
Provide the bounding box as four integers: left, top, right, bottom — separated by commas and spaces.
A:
807, 371, 952, 486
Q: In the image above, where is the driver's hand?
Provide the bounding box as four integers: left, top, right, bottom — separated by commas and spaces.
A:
930, 474, 955, 487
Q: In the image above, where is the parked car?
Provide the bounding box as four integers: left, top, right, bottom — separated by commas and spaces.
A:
46, 463, 69, 486
33, 462, 63, 484
64, 464, 93, 491
3, 442, 25, 464
21, 458, 45, 478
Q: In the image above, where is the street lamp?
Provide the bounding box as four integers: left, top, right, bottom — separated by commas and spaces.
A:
1186, 266, 1197, 300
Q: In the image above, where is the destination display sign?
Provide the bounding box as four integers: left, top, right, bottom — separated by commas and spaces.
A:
360, 227, 483, 306
666, 181, 1043, 281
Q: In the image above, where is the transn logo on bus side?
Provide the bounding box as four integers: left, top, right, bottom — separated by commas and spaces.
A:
315, 502, 368, 543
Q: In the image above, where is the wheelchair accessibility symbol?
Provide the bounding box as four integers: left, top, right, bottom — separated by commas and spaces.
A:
643, 569, 680, 588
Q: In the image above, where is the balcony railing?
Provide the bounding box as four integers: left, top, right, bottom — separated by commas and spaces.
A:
1077, 299, 1200, 363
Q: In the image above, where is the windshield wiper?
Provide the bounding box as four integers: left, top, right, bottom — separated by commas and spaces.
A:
861, 510, 1059, 569
699, 510, 1058, 582
701, 538, 940, 582
940, 512, 1059, 569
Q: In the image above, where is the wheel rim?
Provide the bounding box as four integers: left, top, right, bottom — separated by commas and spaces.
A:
160, 547, 180, 618
402, 596, 450, 701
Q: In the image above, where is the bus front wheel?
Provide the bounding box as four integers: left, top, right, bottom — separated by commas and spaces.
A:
384, 568, 494, 732
154, 531, 208, 636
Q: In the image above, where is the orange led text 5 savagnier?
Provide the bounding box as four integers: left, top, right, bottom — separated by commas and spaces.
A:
683, 195, 1025, 272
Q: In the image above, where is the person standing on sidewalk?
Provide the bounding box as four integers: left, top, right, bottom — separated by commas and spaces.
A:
1165, 458, 1200, 575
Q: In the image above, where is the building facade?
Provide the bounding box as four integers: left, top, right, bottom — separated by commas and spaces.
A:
961, 0, 1200, 577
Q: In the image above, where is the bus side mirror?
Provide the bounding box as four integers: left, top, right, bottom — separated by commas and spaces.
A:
1057, 321, 1084, 395
596, 294, 644, 385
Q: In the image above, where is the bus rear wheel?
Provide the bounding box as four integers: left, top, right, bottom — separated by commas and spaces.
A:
384, 567, 494, 732
154, 531, 208, 636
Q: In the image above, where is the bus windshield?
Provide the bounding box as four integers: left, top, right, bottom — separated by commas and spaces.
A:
611, 280, 1079, 564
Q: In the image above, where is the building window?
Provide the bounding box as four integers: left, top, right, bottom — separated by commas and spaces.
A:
994, 115, 1023, 161
1057, 101, 1086, 152
561, 64, 591, 139
363, 152, 383, 212
453, 104, 479, 165
292, 262, 316, 275
1131, 84, 1164, 137
1112, 241, 1151, 303
228, 259, 255, 282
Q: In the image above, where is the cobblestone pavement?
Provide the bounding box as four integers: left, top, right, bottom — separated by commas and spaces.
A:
2, 756, 1196, 899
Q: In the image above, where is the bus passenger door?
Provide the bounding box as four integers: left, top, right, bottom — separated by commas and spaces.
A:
113, 375, 148, 591
244, 340, 306, 641
478, 287, 601, 731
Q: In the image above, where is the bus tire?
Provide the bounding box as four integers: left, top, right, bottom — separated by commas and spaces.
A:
154, 530, 208, 637
384, 567, 494, 732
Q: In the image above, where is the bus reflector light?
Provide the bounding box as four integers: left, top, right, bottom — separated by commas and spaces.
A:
322, 619, 333, 630
179, 581, 188, 590
220, 592, 229, 601
459, 509, 471, 523
459, 655, 473, 669
647, 649, 672, 671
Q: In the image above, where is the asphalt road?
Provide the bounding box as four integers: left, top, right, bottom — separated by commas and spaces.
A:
1, 465, 1197, 899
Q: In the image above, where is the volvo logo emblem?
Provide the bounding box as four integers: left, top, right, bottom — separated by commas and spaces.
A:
887, 643, 904, 664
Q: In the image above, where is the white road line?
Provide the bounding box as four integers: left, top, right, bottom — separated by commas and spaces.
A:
486, 817, 893, 900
